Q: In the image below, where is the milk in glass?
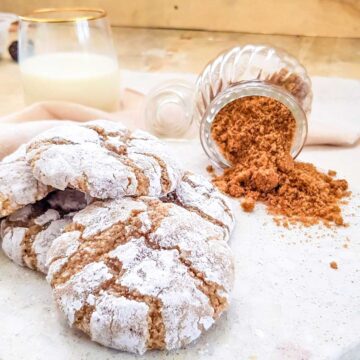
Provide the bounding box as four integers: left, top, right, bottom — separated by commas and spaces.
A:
20, 52, 120, 111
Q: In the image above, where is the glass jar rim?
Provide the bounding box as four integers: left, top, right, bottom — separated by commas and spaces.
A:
19, 8, 107, 23
200, 81, 308, 168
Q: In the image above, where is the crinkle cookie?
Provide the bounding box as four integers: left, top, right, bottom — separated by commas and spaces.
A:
26, 120, 182, 199
46, 197, 234, 354
1, 189, 89, 273
0, 145, 51, 218
162, 171, 235, 241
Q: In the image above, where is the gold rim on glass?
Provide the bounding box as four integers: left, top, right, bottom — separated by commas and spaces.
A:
19, 7, 107, 23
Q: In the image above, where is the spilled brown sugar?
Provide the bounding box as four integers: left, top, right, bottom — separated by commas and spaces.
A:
206, 164, 215, 174
210, 96, 349, 227
241, 197, 255, 213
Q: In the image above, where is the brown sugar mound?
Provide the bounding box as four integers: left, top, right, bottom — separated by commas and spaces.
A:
211, 96, 349, 227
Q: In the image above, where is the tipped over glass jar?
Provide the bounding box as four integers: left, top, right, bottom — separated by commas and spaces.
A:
145, 44, 312, 167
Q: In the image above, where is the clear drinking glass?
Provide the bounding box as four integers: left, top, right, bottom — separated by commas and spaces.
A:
18, 8, 120, 111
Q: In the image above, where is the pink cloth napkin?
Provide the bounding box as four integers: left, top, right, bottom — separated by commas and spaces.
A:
0, 73, 359, 160
0, 89, 145, 159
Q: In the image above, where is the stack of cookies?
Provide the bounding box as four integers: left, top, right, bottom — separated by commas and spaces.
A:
0, 120, 235, 354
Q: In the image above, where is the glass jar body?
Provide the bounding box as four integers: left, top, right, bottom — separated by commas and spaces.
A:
194, 44, 312, 167
143, 44, 312, 156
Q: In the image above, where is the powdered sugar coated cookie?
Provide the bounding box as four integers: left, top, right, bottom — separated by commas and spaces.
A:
26, 120, 182, 199
0, 145, 51, 217
46, 197, 234, 354
162, 171, 235, 241
1, 189, 89, 273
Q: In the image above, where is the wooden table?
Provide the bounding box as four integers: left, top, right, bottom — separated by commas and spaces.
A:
0, 27, 359, 116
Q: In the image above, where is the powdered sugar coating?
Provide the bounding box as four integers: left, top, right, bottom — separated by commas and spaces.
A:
162, 171, 235, 241
109, 237, 215, 350
46, 197, 234, 354
54, 261, 113, 325
90, 292, 149, 354
2, 227, 27, 266
34, 209, 60, 226
127, 153, 163, 196
86, 119, 129, 137
26, 120, 182, 199
32, 217, 72, 273
46, 231, 82, 278
1, 208, 70, 273
2, 144, 27, 163
1, 189, 89, 273
1, 121, 235, 354
70, 198, 147, 239
2, 211, 70, 273
150, 205, 234, 294
0, 145, 51, 217
29, 142, 138, 197
126, 129, 182, 192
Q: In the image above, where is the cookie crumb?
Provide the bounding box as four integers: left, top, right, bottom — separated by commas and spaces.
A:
328, 170, 337, 177
330, 261, 338, 270
241, 197, 255, 212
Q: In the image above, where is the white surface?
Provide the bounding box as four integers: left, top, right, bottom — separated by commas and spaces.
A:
0, 140, 359, 360
0, 72, 360, 360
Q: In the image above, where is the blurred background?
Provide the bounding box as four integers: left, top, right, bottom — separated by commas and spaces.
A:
0, 0, 359, 114
1, 0, 359, 37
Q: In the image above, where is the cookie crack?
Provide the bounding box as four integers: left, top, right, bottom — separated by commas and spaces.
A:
52, 198, 227, 319
49, 209, 147, 287
27, 138, 77, 153
162, 192, 229, 239
21, 224, 43, 270
102, 141, 127, 157
180, 201, 229, 236
101, 143, 150, 195
0, 192, 11, 217
50, 198, 228, 353
142, 200, 227, 318
73, 257, 166, 351
143, 235, 227, 318
141, 153, 171, 194
122, 158, 150, 196
73, 172, 90, 194
182, 174, 234, 221
84, 124, 129, 142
